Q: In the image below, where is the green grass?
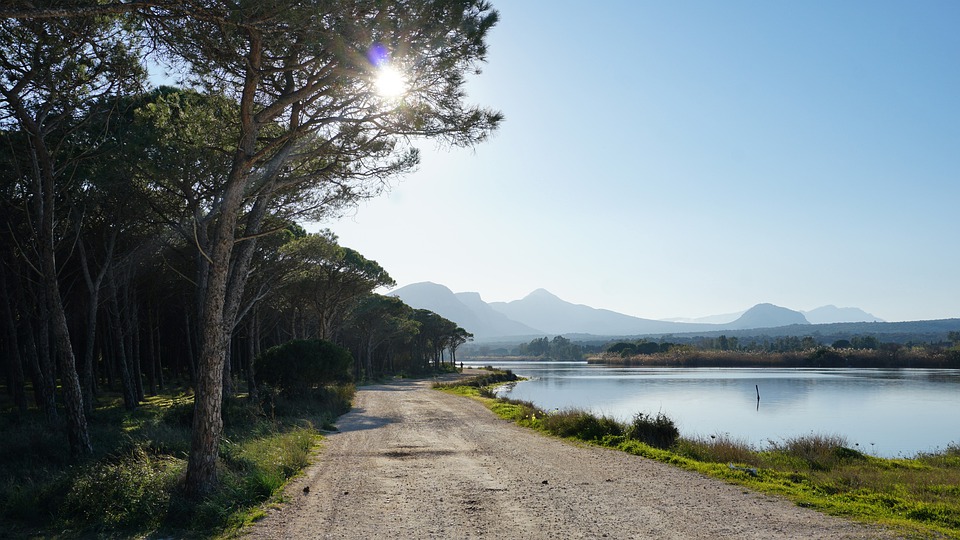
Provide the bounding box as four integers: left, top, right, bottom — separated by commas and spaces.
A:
439, 373, 960, 539
0, 383, 353, 538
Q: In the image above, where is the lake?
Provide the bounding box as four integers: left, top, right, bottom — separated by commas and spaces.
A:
463, 361, 960, 457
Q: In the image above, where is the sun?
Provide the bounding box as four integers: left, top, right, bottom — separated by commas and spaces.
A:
374, 65, 408, 99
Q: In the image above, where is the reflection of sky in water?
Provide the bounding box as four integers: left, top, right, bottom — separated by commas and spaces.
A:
465, 362, 960, 457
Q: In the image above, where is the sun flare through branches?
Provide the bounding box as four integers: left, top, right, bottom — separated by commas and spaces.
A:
374, 64, 408, 99
368, 42, 408, 101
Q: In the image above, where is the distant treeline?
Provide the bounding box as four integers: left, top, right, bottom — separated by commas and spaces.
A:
462, 330, 960, 367
593, 333, 960, 368
514, 335, 586, 361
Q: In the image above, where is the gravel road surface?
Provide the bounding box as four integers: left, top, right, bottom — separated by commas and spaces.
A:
244, 375, 900, 539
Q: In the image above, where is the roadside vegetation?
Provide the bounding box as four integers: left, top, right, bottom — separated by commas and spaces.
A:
439, 371, 960, 539
0, 339, 462, 537
0, 383, 351, 538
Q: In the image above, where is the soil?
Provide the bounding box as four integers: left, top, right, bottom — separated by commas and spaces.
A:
244, 373, 902, 539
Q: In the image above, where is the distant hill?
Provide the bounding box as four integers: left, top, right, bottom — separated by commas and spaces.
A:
726, 303, 809, 329
389, 282, 542, 339
388, 281, 909, 341
453, 291, 544, 337
488, 288, 686, 336
802, 305, 883, 324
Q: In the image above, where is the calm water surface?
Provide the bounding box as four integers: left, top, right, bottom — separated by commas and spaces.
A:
465, 361, 960, 457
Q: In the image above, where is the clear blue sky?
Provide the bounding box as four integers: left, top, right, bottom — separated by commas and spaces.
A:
314, 1, 960, 322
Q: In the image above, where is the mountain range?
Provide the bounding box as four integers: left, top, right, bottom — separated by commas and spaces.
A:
389, 282, 884, 341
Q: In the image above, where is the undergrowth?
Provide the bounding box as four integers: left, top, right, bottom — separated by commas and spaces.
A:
0, 383, 354, 538
439, 372, 960, 539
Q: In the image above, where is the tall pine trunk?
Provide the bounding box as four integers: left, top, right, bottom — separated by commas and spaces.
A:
107, 267, 138, 411
77, 234, 114, 414
0, 261, 28, 413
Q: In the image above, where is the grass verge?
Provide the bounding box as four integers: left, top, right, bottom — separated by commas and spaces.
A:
0, 383, 354, 538
438, 372, 960, 539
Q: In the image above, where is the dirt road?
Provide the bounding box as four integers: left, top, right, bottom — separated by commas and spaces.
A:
245, 376, 899, 539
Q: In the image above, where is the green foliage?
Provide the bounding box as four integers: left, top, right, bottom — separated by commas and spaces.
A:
766, 433, 863, 471
606, 340, 665, 356
673, 433, 760, 466
541, 410, 624, 441
0, 383, 354, 537
489, 398, 543, 423
220, 427, 317, 501
624, 412, 679, 449
434, 369, 519, 389
260, 384, 355, 427
255, 339, 354, 395
62, 447, 183, 532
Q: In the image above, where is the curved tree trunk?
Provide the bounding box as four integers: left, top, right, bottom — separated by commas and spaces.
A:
40, 196, 91, 455
185, 52, 262, 493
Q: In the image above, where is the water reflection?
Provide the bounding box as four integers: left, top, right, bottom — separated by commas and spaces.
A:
465, 361, 960, 457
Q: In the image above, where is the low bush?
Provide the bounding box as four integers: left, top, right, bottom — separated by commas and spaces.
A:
768, 433, 854, 471
624, 412, 679, 449
489, 397, 543, 424
255, 339, 353, 395
541, 409, 623, 441
434, 369, 519, 390
0, 381, 355, 538
674, 433, 759, 466
62, 446, 183, 532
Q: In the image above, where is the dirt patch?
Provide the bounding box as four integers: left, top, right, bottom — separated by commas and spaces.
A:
244, 375, 901, 539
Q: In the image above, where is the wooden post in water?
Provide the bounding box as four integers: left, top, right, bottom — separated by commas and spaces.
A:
756, 384, 760, 411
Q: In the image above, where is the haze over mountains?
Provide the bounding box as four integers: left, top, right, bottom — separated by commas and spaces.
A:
389, 282, 884, 341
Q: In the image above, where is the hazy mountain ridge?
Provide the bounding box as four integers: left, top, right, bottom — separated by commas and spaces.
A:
390, 282, 907, 341
487, 288, 684, 336
727, 303, 809, 329
388, 282, 542, 339
802, 305, 882, 324
663, 311, 745, 324
665, 305, 882, 325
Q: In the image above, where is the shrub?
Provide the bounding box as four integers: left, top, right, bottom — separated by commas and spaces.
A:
434, 369, 519, 390
541, 409, 624, 441
769, 433, 851, 471
255, 339, 353, 395
624, 412, 679, 449
674, 433, 759, 465
61, 447, 183, 532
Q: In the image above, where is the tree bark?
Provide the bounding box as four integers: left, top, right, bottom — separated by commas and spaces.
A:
186, 30, 263, 494
128, 289, 145, 402
0, 260, 28, 413
146, 308, 158, 395
184, 310, 197, 384
77, 233, 115, 414
35, 288, 59, 423
246, 310, 258, 403
107, 267, 138, 411
8, 83, 90, 454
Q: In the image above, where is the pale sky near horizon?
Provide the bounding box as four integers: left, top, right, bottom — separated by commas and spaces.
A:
310, 1, 960, 323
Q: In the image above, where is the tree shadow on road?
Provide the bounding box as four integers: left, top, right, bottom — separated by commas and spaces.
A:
333, 407, 396, 433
